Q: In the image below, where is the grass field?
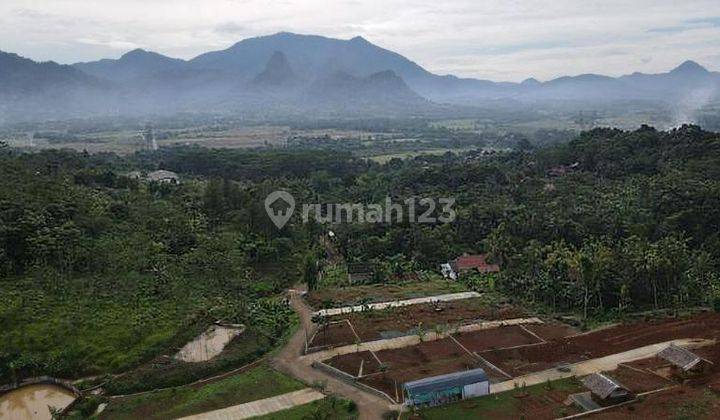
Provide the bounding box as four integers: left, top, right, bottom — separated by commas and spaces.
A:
100, 365, 305, 420
254, 396, 358, 420
0, 272, 209, 376
428, 119, 479, 130
416, 378, 583, 419
367, 148, 478, 163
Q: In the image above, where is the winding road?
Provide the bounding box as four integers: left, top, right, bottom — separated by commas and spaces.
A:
271, 288, 396, 420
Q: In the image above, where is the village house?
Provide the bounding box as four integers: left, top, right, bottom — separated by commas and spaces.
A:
547, 162, 580, 177
441, 254, 500, 280
581, 373, 632, 406
347, 262, 376, 284
147, 170, 180, 184
658, 344, 713, 378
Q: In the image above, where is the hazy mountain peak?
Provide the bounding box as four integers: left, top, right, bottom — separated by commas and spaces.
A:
521, 77, 541, 86
119, 48, 180, 63
74, 48, 185, 83
121, 48, 149, 58
251, 50, 296, 87
671, 60, 708, 75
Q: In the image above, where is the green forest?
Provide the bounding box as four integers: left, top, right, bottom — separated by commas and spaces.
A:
2, 124, 720, 388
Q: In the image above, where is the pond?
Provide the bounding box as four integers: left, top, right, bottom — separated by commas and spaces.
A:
0, 384, 76, 420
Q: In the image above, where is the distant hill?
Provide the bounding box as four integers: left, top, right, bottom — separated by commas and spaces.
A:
2, 32, 720, 122
0, 51, 113, 123
306, 70, 427, 109
189, 32, 431, 83
1, 51, 99, 93
74, 49, 186, 83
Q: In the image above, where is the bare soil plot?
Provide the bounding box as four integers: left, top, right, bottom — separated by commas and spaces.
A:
590, 342, 720, 418
345, 299, 523, 339
373, 338, 467, 371
325, 351, 380, 377
483, 341, 588, 376
454, 325, 542, 353
512, 388, 585, 419
605, 365, 673, 393
590, 385, 720, 419
483, 313, 720, 377
308, 320, 359, 349
305, 280, 468, 309
525, 321, 578, 340
309, 298, 526, 348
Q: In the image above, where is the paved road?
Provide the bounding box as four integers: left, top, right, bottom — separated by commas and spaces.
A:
177, 388, 325, 420
490, 337, 715, 393
271, 288, 396, 420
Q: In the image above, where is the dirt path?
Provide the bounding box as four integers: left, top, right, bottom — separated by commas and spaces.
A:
271, 288, 396, 420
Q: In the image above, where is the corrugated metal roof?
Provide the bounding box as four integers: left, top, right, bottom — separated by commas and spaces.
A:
147, 170, 179, 182
581, 373, 627, 400
658, 344, 703, 371
403, 368, 488, 395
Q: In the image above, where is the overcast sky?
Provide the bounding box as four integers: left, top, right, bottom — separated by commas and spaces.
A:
2, 0, 720, 81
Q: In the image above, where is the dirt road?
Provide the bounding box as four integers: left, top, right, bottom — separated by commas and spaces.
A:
271, 288, 396, 420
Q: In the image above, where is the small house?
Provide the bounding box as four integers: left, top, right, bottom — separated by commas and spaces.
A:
347, 262, 376, 284
658, 344, 712, 378
581, 373, 631, 405
403, 368, 489, 407
147, 170, 180, 184
442, 254, 499, 280
440, 263, 456, 280
547, 162, 580, 177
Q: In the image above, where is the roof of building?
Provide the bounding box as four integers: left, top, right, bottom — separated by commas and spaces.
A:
581, 373, 628, 400
147, 170, 179, 182
403, 368, 488, 395
658, 344, 707, 370
347, 262, 375, 274
451, 254, 500, 273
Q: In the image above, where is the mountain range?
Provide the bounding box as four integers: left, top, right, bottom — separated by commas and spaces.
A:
1, 32, 719, 122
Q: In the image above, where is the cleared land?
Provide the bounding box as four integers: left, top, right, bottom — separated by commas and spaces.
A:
416, 343, 720, 419
324, 326, 549, 402
321, 312, 720, 408
482, 313, 720, 377
305, 279, 468, 309
308, 291, 526, 350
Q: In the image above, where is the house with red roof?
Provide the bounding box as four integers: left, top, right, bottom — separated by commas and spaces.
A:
441, 254, 500, 280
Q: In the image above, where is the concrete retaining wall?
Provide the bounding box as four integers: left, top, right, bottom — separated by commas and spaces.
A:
312, 361, 398, 403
